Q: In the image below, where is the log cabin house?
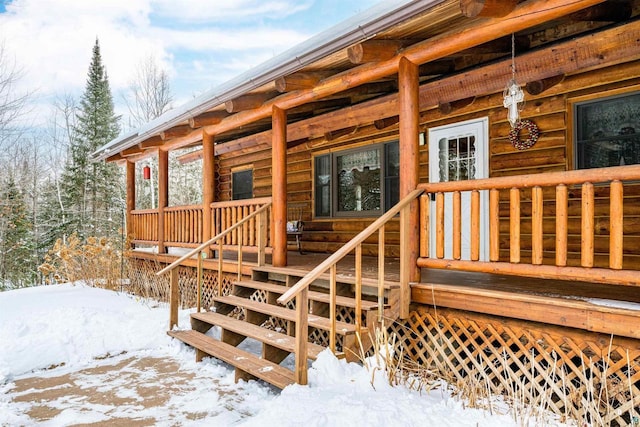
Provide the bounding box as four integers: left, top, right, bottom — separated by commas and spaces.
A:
93, 0, 640, 423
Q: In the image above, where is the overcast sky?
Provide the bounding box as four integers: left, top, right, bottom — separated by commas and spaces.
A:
0, 0, 380, 130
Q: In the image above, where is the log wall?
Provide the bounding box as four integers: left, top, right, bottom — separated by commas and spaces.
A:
214, 59, 640, 264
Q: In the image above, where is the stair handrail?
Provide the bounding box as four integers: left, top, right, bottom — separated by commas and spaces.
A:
277, 188, 423, 385
157, 201, 272, 329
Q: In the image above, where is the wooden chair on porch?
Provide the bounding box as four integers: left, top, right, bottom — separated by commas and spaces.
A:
287, 203, 305, 255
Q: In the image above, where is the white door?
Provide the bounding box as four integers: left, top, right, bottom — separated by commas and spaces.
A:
428, 117, 489, 261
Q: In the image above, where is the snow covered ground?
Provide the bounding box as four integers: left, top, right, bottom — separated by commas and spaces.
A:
0, 284, 571, 426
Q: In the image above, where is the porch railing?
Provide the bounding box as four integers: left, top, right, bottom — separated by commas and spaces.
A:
156, 200, 272, 329
277, 188, 423, 385
165, 205, 203, 247
417, 164, 640, 287
129, 209, 158, 243
129, 197, 272, 251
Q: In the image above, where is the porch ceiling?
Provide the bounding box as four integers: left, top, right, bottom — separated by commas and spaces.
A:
97, 0, 638, 163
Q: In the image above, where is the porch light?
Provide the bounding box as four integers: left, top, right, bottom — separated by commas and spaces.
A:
503, 33, 525, 127
143, 165, 151, 180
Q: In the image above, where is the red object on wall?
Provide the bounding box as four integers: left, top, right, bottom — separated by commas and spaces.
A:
143, 165, 151, 180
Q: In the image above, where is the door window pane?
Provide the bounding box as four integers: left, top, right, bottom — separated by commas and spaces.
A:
439, 135, 476, 182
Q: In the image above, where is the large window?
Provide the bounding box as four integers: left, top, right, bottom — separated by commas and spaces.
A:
314, 141, 399, 218
232, 169, 253, 200
574, 92, 640, 169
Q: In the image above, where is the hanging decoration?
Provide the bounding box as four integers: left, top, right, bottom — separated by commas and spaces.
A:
143, 164, 151, 180
509, 119, 540, 150
503, 33, 525, 128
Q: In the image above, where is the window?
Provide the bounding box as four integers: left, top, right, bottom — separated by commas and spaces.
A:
314, 141, 399, 217
574, 92, 640, 169
232, 169, 253, 200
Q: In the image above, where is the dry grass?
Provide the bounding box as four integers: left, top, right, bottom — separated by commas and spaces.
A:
38, 233, 126, 290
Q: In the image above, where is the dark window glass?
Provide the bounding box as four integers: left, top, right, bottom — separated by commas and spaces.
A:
315, 155, 331, 217
384, 141, 399, 210
575, 92, 640, 169
336, 148, 381, 214
232, 169, 253, 200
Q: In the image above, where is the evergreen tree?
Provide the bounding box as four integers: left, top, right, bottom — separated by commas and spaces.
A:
60, 39, 124, 240
0, 177, 35, 289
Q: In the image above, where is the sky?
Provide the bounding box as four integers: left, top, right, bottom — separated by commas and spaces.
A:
0, 283, 569, 425
0, 0, 381, 130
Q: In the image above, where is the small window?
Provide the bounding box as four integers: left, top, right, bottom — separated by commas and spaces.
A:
574, 92, 640, 169
314, 141, 399, 218
232, 169, 253, 200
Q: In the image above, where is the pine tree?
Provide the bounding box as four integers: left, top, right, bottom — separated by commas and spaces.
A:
60, 39, 124, 240
0, 177, 35, 289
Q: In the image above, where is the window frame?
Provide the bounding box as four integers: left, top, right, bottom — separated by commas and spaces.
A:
313, 140, 399, 219
571, 88, 640, 170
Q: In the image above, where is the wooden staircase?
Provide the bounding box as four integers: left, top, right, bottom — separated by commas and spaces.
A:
168, 265, 400, 389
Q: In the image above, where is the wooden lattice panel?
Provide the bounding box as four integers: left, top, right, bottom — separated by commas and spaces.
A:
388, 307, 640, 426
126, 258, 236, 309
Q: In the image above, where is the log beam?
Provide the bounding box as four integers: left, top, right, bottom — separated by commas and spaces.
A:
126, 160, 135, 248
525, 74, 566, 95
202, 132, 215, 255
158, 150, 169, 254
374, 116, 399, 130
272, 106, 287, 267
275, 71, 334, 92
161, 125, 191, 141
177, 150, 203, 165
348, 40, 404, 64
121, 145, 144, 157
438, 96, 476, 115
419, 60, 456, 76
226, 93, 273, 113
189, 111, 228, 128
460, 0, 518, 18
398, 56, 421, 315
139, 135, 164, 149
324, 126, 357, 141
569, 1, 632, 21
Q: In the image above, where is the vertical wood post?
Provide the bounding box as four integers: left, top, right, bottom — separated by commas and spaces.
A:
169, 268, 179, 329
453, 191, 461, 260
419, 194, 430, 258
581, 182, 595, 267
158, 150, 169, 254
272, 106, 288, 267
398, 56, 420, 319
489, 189, 500, 261
531, 186, 543, 265
509, 188, 520, 263
470, 189, 480, 261
202, 132, 215, 256
556, 184, 568, 266
295, 288, 308, 385
126, 160, 135, 249
610, 180, 624, 270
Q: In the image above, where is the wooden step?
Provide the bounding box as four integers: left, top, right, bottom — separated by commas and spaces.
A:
234, 280, 380, 311
191, 311, 326, 360
213, 294, 357, 335
168, 329, 295, 389
253, 265, 400, 290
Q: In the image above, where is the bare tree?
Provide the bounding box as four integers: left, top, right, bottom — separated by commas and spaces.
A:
0, 42, 30, 152
124, 54, 173, 128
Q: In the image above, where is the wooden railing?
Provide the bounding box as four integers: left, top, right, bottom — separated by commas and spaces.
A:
130, 209, 158, 243
164, 205, 203, 247
417, 164, 640, 286
157, 201, 272, 330
277, 189, 423, 385
211, 197, 272, 250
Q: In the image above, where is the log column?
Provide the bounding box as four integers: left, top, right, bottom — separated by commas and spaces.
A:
126, 160, 135, 249
272, 106, 287, 267
398, 56, 420, 318
202, 131, 215, 256
158, 150, 169, 254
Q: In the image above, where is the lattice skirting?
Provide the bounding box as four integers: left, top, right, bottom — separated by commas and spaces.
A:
387, 306, 640, 426
126, 258, 235, 308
